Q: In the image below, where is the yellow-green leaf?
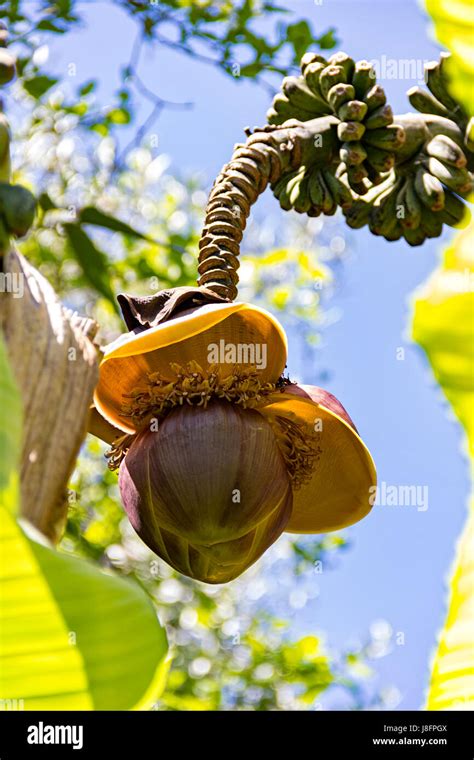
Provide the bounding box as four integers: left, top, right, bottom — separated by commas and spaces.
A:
425, 500, 474, 710
425, 0, 474, 117
411, 221, 474, 710
0, 333, 169, 710
412, 222, 474, 454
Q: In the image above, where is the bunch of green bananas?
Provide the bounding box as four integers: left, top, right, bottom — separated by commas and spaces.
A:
343, 132, 472, 245
267, 51, 405, 194
271, 163, 353, 217
408, 54, 468, 133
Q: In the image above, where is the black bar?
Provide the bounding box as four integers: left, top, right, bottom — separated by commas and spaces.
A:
0, 710, 471, 757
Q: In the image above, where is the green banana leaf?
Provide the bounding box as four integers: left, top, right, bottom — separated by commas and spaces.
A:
425, 0, 474, 117
411, 0, 474, 711
0, 333, 170, 710
412, 222, 474, 709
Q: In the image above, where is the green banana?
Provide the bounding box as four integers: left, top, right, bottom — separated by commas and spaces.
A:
347, 163, 368, 184
340, 141, 367, 166
426, 135, 467, 168
289, 169, 311, 213
272, 171, 295, 210
414, 168, 445, 211
364, 125, 405, 150
407, 87, 450, 118
282, 76, 329, 114
343, 173, 392, 221
384, 224, 403, 242
443, 190, 470, 224
370, 183, 400, 235
308, 168, 324, 210
395, 180, 408, 219
424, 60, 459, 114
300, 52, 327, 76
327, 83, 355, 113
399, 178, 422, 230
365, 145, 395, 172
317, 170, 337, 215
402, 225, 426, 247
327, 52, 355, 82
286, 166, 305, 200
366, 163, 384, 186
319, 65, 347, 100
322, 169, 353, 209
269, 94, 318, 124
337, 121, 366, 142
344, 198, 372, 228
338, 100, 368, 122
303, 62, 327, 98
364, 85, 386, 112
352, 61, 376, 99
427, 157, 473, 195
419, 208, 443, 239
365, 105, 393, 130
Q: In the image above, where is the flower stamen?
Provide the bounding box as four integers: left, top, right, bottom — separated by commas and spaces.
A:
106, 362, 320, 488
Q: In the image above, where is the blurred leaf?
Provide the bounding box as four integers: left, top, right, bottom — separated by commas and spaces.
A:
36, 19, 67, 33
108, 107, 131, 125
0, 507, 170, 709
239, 62, 265, 78
412, 221, 474, 710
426, 0, 474, 117
23, 75, 58, 98
79, 206, 152, 242
38, 191, 57, 212
79, 80, 96, 96
286, 20, 313, 60
416, 16, 474, 710
412, 222, 474, 449
63, 223, 118, 311
316, 28, 337, 50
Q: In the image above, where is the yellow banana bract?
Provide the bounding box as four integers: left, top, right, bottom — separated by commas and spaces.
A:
260, 384, 377, 533
95, 301, 288, 433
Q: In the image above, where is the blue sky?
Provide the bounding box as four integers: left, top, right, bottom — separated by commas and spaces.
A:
42, 0, 470, 709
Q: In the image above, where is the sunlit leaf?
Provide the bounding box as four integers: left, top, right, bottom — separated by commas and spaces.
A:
63, 223, 118, 312
0, 334, 169, 710
425, 0, 474, 117
108, 107, 131, 125
23, 75, 58, 99
79, 206, 152, 242
286, 20, 313, 60
412, 221, 474, 710
413, 5, 474, 707
316, 28, 338, 51
79, 80, 96, 96
38, 191, 57, 212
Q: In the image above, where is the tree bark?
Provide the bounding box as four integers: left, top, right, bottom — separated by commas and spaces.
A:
0, 248, 99, 542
